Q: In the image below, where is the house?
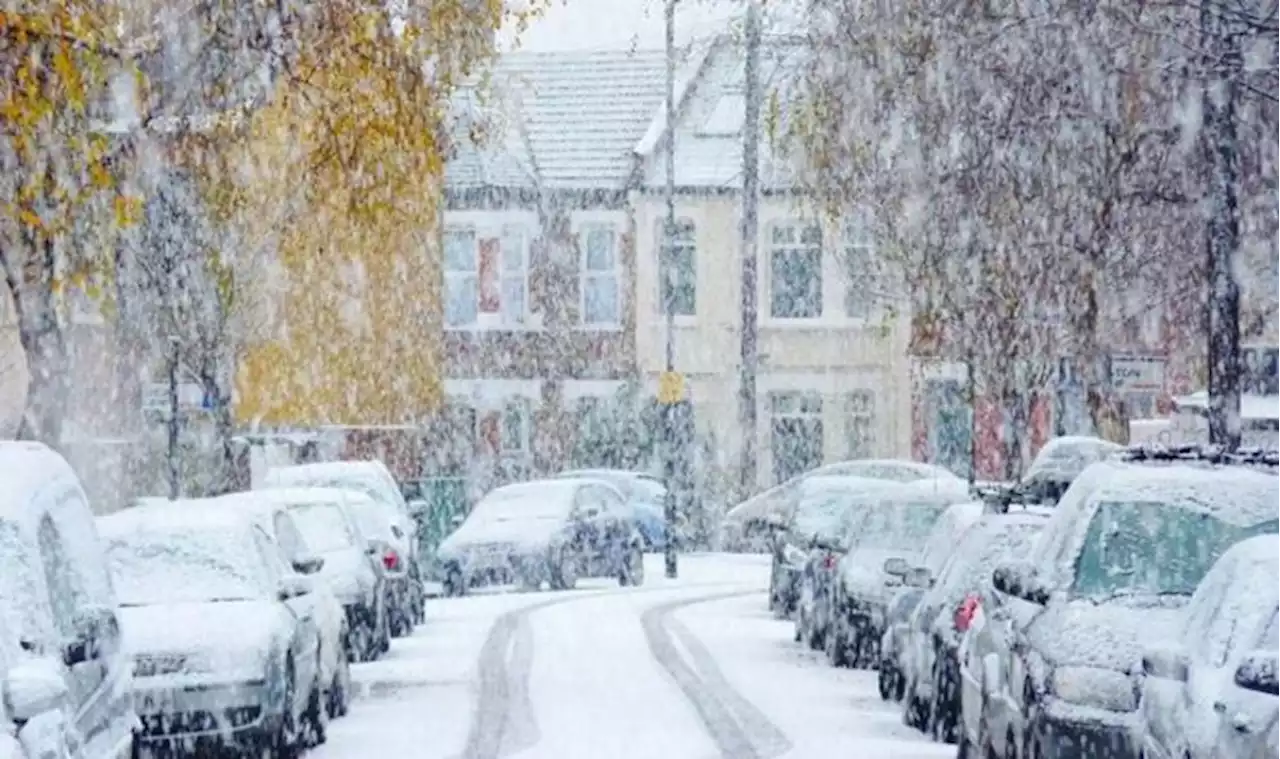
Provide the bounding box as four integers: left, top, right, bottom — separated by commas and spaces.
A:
629, 36, 914, 492
437, 49, 668, 496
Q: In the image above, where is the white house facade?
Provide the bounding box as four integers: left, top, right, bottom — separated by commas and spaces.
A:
629, 37, 913, 490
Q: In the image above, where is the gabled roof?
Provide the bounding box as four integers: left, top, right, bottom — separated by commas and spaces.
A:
634, 35, 808, 191
446, 49, 669, 191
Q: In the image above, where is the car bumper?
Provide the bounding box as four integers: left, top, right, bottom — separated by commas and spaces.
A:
1031, 701, 1141, 759
133, 680, 279, 748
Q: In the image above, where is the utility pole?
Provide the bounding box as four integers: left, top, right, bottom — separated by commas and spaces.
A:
661, 0, 679, 579
167, 336, 181, 499
1200, 1, 1242, 451
738, 0, 762, 500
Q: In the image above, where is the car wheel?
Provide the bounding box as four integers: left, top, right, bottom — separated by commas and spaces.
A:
878, 662, 897, 701
929, 655, 959, 743
443, 567, 466, 597
304, 663, 328, 748
902, 677, 930, 731
794, 606, 806, 643
619, 545, 644, 586
275, 658, 303, 759
825, 619, 852, 668
328, 641, 352, 719
552, 552, 579, 590
377, 604, 392, 654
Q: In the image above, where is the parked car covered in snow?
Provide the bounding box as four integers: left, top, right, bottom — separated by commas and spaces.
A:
99, 503, 327, 757
554, 469, 670, 550
1016, 435, 1125, 505
876, 500, 985, 698
208, 491, 353, 720
822, 479, 973, 669
259, 460, 425, 625
1137, 533, 1279, 759
970, 457, 1278, 759
335, 490, 418, 638
898, 510, 1047, 744
436, 479, 645, 595
0, 442, 135, 759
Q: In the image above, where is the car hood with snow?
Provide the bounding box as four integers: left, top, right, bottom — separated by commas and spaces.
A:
438, 481, 579, 560
120, 600, 285, 679
1026, 596, 1186, 671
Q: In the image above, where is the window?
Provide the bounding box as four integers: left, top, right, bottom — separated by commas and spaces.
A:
769, 222, 823, 319
842, 215, 877, 319
845, 391, 876, 458
697, 94, 746, 137
444, 225, 530, 328
37, 516, 79, 638
770, 391, 824, 484
500, 400, 530, 454
272, 512, 306, 561
658, 219, 696, 317
580, 224, 619, 326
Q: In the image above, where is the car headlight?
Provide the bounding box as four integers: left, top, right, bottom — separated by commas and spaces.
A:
1049, 666, 1138, 712
783, 544, 808, 566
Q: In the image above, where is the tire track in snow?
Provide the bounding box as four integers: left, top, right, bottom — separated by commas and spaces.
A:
459, 582, 754, 759
642, 591, 794, 759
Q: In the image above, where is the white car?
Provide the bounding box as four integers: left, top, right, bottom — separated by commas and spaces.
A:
259, 461, 424, 626
1138, 533, 1280, 759
0, 441, 135, 759
210, 491, 354, 721
99, 503, 326, 757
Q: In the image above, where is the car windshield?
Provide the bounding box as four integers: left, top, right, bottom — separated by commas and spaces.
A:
791, 493, 859, 538
472, 491, 569, 523
0, 521, 45, 649
849, 501, 952, 551
346, 500, 396, 541
289, 503, 357, 553
632, 478, 667, 503
106, 528, 269, 606
1073, 501, 1280, 598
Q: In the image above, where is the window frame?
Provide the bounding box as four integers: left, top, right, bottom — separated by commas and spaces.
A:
767, 220, 824, 321
845, 390, 877, 459
499, 399, 531, 456
840, 213, 878, 321
656, 217, 697, 319
443, 226, 480, 329
578, 222, 621, 329
444, 221, 535, 330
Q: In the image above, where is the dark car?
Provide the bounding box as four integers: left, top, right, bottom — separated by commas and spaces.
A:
435, 479, 645, 595
554, 469, 671, 550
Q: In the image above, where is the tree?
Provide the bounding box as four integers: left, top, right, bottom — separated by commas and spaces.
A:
0, 3, 140, 446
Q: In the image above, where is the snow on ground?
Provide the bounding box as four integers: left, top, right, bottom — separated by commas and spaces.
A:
313, 553, 949, 759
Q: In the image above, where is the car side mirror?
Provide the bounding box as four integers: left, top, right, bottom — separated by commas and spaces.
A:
883, 557, 910, 577
292, 555, 325, 575
904, 567, 932, 589
1142, 644, 1190, 682
366, 539, 386, 556
62, 604, 118, 666
2, 658, 69, 723
992, 562, 1051, 605
407, 498, 429, 517
1234, 650, 1279, 696
278, 575, 314, 600
450, 513, 465, 528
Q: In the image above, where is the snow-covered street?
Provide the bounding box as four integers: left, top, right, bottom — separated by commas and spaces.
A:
313, 554, 953, 759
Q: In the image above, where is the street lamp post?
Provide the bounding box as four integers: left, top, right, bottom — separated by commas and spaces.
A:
661, 0, 679, 580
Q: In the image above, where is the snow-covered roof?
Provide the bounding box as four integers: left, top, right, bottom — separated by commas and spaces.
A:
484, 479, 591, 501
1173, 391, 1280, 421
447, 49, 669, 191
0, 442, 81, 522
221, 486, 372, 509
1087, 463, 1279, 525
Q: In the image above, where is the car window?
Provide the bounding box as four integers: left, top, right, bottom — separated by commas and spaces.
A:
1073, 502, 1278, 598
595, 486, 627, 516
251, 526, 289, 581
290, 503, 358, 553
36, 514, 82, 639
848, 501, 952, 552
272, 512, 307, 560
1182, 555, 1235, 663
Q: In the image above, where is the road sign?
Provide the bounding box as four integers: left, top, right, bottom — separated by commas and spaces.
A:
657, 371, 685, 405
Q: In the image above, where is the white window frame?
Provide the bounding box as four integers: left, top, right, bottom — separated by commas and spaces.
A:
841, 212, 878, 322
766, 220, 824, 322
845, 390, 876, 458
655, 217, 697, 320
443, 214, 538, 331
577, 219, 622, 330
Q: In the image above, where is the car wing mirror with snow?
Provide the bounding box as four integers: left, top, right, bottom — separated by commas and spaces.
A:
882, 557, 910, 577
3, 657, 69, 723
63, 604, 118, 667
291, 554, 325, 575
1234, 650, 1279, 696
407, 499, 429, 518
449, 513, 466, 529
277, 575, 314, 601
1142, 644, 1190, 682
991, 562, 1050, 605
904, 567, 932, 589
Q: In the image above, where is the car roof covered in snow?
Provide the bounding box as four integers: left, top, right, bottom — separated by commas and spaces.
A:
812, 458, 965, 482
219, 487, 374, 510
1085, 462, 1279, 524
484, 478, 617, 502
1180, 534, 1279, 653
97, 499, 256, 539
1024, 436, 1125, 482
0, 442, 83, 522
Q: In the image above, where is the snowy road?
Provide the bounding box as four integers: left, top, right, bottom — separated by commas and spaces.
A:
311, 554, 954, 759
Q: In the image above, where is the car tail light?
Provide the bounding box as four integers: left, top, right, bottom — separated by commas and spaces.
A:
954, 593, 981, 632
383, 549, 401, 572
822, 554, 838, 570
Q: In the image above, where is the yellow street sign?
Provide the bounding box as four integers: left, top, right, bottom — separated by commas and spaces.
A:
657, 371, 685, 405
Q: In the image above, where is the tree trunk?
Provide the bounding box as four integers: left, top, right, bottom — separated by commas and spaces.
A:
9, 235, 68, 448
